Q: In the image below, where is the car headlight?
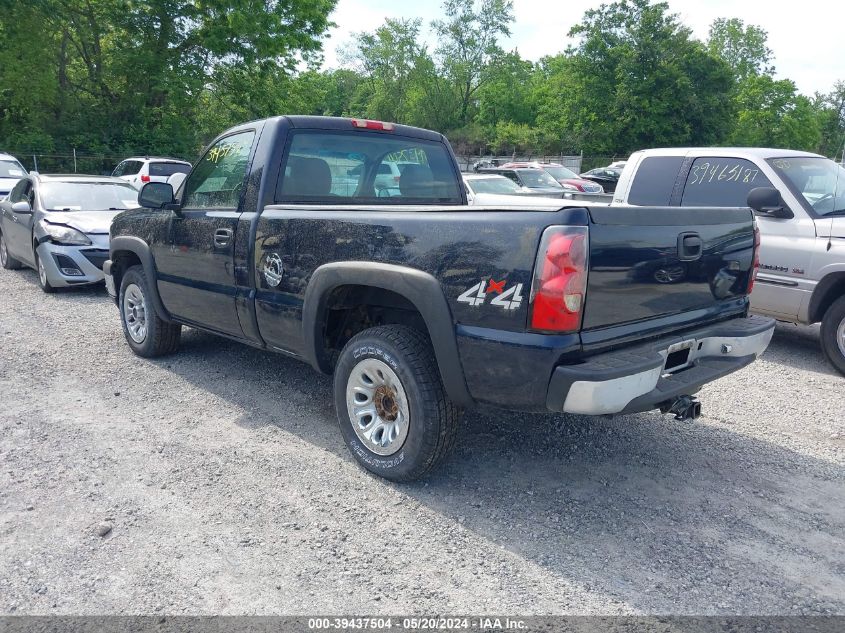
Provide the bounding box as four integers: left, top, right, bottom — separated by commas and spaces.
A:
560, 183, 578, 191
39, 221, 92, 246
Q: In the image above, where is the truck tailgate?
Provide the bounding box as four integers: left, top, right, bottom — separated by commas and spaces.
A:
582, 206, 755, 331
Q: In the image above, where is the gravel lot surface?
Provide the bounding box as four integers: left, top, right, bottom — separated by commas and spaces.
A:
0, 267, 843, 616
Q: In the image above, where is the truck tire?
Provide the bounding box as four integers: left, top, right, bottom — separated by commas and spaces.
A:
333, 325, 461, 482
820, 295, 845, 376
118, 264, 181, 357
0, 233, 22, 270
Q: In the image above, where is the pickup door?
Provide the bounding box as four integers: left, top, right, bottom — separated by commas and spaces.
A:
582, 205, 755, 348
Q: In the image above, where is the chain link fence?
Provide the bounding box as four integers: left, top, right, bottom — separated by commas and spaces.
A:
6, 151, 190, 176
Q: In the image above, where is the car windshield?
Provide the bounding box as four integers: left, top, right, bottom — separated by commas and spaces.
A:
468, 176, 522, 194
768, 157, 845, 217
518, 169, 562, 188
543, 166, 578, 180
41, 181, 140, 211
0, 160, 26, 179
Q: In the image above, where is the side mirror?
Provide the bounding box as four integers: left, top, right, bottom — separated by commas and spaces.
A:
11, 201, 32, 214
139, 182, 175, 210
747, 187, 793, 219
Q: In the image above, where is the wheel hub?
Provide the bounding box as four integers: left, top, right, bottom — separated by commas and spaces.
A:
345, 358, 410, 456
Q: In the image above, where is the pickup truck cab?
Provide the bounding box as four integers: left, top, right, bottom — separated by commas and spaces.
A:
104, 117, 774, 481
614, 148, 845, 374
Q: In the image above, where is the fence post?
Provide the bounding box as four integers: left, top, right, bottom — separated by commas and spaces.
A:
33, 155, 38, 172
73, 148, 77, 173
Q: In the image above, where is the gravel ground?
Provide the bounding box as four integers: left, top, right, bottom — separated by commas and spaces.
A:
0, 266, 843, 616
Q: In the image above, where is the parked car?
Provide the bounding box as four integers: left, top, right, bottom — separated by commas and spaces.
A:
608, 160, 627, 169
613, 147, 845, 374
463, 174, 565, 207
104, 115, 773, 481
112, 156, 192, 190
579, 167, 623, 193
480, 166, 566, 195
501, 162, 604, 193
0, 152, 27, 200
471, 158, 504, 172
0, 174, 139, 292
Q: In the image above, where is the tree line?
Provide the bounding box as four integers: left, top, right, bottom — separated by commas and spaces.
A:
1, 0, 843, 168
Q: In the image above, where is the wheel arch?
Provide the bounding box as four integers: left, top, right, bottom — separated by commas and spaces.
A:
109, 236, 172, 322
302, 261, 473, 407
808, 271, 845, 324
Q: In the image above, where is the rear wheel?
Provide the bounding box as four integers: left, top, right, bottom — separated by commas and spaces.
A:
118, 265, 181, 357
34, 251, 56, 293
820, 295, 845, 376
333, 325, 461, 481
0, 233, 22, 270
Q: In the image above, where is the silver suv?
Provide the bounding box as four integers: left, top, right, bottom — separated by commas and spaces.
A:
112, 156, 191, 190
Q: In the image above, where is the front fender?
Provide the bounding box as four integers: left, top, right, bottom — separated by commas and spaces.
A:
109, 235, 172, 322
302, 261, 473, 407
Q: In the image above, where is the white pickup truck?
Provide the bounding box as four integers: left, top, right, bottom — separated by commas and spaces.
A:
612, 148, 845, 374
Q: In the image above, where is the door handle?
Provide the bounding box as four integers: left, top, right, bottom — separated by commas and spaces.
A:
213, 228, 233, 248
677, 232, 703, 261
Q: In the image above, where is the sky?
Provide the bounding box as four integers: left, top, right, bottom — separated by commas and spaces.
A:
321, 0, 843, 97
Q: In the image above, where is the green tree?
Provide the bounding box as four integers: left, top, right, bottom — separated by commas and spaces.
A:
728, 75, 822, 150
547, 0, 734, 155
432, 0, 514, 125
708, 18, 773, 82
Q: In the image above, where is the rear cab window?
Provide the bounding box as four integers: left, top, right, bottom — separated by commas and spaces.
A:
681, 157, 773, 207
275, 131, 461, 204
628, 156, 684, 206
149, 162, 191, 177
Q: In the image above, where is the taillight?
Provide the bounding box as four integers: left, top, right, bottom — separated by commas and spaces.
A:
140, 174, 150, 183
747, 222, 761, 293
351, 118, 395, 131
530, 226, 589, 332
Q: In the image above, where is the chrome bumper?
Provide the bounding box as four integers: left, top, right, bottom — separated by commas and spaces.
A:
546, 315, 775, 415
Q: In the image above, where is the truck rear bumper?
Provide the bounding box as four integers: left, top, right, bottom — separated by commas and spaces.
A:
546, 315, 775, 415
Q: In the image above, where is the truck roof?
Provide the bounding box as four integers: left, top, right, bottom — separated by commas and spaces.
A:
260, 116, 447, 143
633, 147, 824, 160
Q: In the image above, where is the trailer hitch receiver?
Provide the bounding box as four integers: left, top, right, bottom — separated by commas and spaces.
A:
660, 395, 701, 421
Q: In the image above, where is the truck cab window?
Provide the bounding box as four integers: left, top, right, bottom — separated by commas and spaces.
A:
276, 132, 461, 205
681, 157, 773, 207
182, 131, 255, 209
628, 156, 683, 206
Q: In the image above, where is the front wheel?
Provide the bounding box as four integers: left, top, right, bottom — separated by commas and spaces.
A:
333, 325, 461, 482
34, 250, 56, 293
820, 295, 845, 376
118, 265, 181, 357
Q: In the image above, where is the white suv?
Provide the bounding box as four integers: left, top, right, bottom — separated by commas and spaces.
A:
112, 157, 191, 190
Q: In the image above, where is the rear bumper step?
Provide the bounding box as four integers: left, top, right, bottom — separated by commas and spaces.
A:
546, 315, 775, 415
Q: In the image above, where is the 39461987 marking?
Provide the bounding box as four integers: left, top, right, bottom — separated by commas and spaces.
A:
457, 278, 524, 310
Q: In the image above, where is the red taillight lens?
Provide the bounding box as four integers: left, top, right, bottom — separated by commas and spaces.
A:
140, 174, 150, 183
747, 222, 761, 293
530, 226, 589, 332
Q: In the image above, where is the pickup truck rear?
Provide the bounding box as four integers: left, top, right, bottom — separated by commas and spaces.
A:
103, 116, 775, 481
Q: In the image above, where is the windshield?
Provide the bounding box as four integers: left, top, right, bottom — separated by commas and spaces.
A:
768, 157, 845, 217
41, 181, 140, 211
543, 166, 578, 181
0, 160, 26, 179
468, 176, 522, 194
518, 169, 562, 188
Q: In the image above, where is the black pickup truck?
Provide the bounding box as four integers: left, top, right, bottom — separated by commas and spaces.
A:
104, 116, 775, 481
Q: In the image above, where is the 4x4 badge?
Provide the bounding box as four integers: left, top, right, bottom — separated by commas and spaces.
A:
457, 278, 524, 310
262, 253, 283, 287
